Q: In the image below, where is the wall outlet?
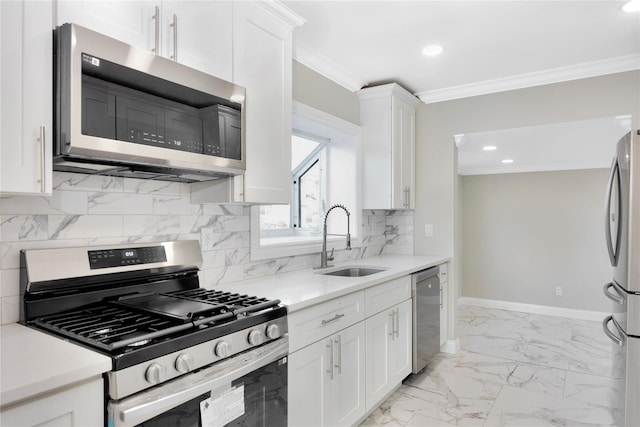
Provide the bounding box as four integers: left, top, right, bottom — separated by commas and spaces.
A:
425, 224, 434, 237
555, 286, 563, 296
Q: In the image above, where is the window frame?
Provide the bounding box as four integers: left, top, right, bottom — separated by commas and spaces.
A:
250, 101, 362, 261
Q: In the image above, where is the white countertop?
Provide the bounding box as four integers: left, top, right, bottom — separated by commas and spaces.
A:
219, 254, 450, 312
0, 323, 112, 408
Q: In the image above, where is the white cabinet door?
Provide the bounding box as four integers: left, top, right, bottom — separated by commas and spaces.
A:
232, 1, 293, 204
365, 306, 393, 409
289, 322, 366, 427
288, 337, 332, 426
392, 96, 416, 209
365, 299, 412, 411
358, 83, 420, 210
56, 1, 154, 50
0, 378, 104, 426
160, 1, 233, 81
329, 322, 366, 427
0, 0, 53, 196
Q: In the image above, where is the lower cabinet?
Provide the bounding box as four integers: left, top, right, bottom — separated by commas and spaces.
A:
288, 321, 366, 427
0, 377, 103, 426
365, 299, 412, 411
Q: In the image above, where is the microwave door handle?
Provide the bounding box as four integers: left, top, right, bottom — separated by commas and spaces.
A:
605, 158, 621, 266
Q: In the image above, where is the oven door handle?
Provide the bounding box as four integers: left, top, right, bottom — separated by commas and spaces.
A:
108, 337, 288, 427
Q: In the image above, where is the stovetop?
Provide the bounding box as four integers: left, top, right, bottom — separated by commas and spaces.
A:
31, 288, 286, 370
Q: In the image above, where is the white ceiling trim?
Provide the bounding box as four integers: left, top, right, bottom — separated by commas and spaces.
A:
293, 42, 368, 92
257, 1, 306, 29
417, 54, 640, 104
458, 162, 611, 176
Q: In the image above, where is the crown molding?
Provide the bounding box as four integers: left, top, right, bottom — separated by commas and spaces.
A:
417, 54, 640, 104
254, 1, 306, 29
453, 134, 465, 148
293, 42, 368, 92
356, 83, 421, 107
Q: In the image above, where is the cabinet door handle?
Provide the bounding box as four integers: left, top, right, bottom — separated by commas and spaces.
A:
440, 286, 443, 308
38, 126, 46, 193
335, 335, 342, 374
322, 313, 344, 326
394, 308, 400, 338
326, 339, 334, 380
152, 6, 160, 55
403, 187, 410, 208
388, 310, 394, 339
170, 14, 178, 61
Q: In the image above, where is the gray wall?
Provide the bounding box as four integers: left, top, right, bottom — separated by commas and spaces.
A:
461, 169, 611, 311
414, 71, 639, 330
292, 60, 360, 125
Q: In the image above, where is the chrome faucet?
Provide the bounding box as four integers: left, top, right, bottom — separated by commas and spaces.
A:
319, 204, 351, 269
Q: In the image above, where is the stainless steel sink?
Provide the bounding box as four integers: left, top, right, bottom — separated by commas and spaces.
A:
317, 266, 386, 277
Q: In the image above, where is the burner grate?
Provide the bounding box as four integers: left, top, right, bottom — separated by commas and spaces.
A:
167, 289, 280, 313
34, 303, 193, 351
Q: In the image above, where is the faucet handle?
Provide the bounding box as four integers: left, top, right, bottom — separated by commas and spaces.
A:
327, 248, 335, 261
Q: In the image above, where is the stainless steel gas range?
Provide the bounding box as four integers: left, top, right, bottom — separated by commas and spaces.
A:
20, 240, 288, 427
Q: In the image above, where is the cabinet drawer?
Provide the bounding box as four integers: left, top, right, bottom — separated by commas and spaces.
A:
438, 263, 448, 283
364, 276, 411, 317
288, 291, 365, 353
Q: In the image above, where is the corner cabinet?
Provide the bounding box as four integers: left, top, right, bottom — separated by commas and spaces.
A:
358, 83, 421, 210
0, 1, 53, 196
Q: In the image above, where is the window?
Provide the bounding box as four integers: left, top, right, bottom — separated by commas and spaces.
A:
251, 102, 360, 260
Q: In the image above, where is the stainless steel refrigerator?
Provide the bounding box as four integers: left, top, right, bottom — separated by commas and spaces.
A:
603, 129, 640, 427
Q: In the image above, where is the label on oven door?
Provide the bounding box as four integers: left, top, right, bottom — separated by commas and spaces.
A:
200, 385, 245, 427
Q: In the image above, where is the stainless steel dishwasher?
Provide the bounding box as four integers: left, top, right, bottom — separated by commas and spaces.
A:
412, 266, 440, 373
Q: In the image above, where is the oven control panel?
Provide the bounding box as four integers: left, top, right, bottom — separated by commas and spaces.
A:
88, 246, 167, 269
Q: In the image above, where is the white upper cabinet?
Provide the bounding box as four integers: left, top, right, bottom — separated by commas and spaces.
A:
0, 0, 53, 196
231, 1, 303, 204
358, 83, 421, 209
157, 1, 233, 81
56, 1, 233, 81
56, 1, 154, 50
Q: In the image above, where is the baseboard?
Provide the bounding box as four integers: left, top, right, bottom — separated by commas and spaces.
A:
458, 297, 608, 321
440, 338, 459, 355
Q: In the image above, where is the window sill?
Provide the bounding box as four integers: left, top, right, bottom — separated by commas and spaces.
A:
251, 233, 360, 261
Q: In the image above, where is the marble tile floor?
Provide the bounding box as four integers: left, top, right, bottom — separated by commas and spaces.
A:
360, 304, 621, 427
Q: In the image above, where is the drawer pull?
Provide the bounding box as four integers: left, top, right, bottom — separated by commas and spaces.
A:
322, 313, 344, 326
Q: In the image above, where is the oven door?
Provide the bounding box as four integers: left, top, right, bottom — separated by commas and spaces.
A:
108, 337, 288, 427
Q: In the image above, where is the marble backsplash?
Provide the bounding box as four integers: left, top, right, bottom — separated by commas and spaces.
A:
0, 172, 414, 324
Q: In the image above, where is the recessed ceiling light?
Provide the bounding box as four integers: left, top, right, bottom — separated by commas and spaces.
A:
622, 0, 640, 12
422, 44, 444, 57
502, 159, 514, 164
482, 146, 497, 151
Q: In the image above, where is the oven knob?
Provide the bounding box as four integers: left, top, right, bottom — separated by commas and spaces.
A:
175, 353, 195, 373
144, 363, 166, 385
266, 323, 281, 340
215, 341, 232, 358
248, 329, 265, 346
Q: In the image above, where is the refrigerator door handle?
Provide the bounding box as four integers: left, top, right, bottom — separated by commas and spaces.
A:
604, 157, 622, 266
602, 315, 626, 347
603, 282, 626, 305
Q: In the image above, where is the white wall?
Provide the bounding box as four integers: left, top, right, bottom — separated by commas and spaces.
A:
461, 169, 611, 311
414, 71, 639, 336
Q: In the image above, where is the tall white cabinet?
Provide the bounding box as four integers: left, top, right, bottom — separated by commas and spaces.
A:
0, 0, 53, 196
358, 83, 421, 210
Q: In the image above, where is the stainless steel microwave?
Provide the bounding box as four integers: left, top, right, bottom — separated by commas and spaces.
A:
54, 23, 246, 182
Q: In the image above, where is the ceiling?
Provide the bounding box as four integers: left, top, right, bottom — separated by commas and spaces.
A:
282, 1, 639, 174
283, 1, 639, 103
456, 116, 632, 175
